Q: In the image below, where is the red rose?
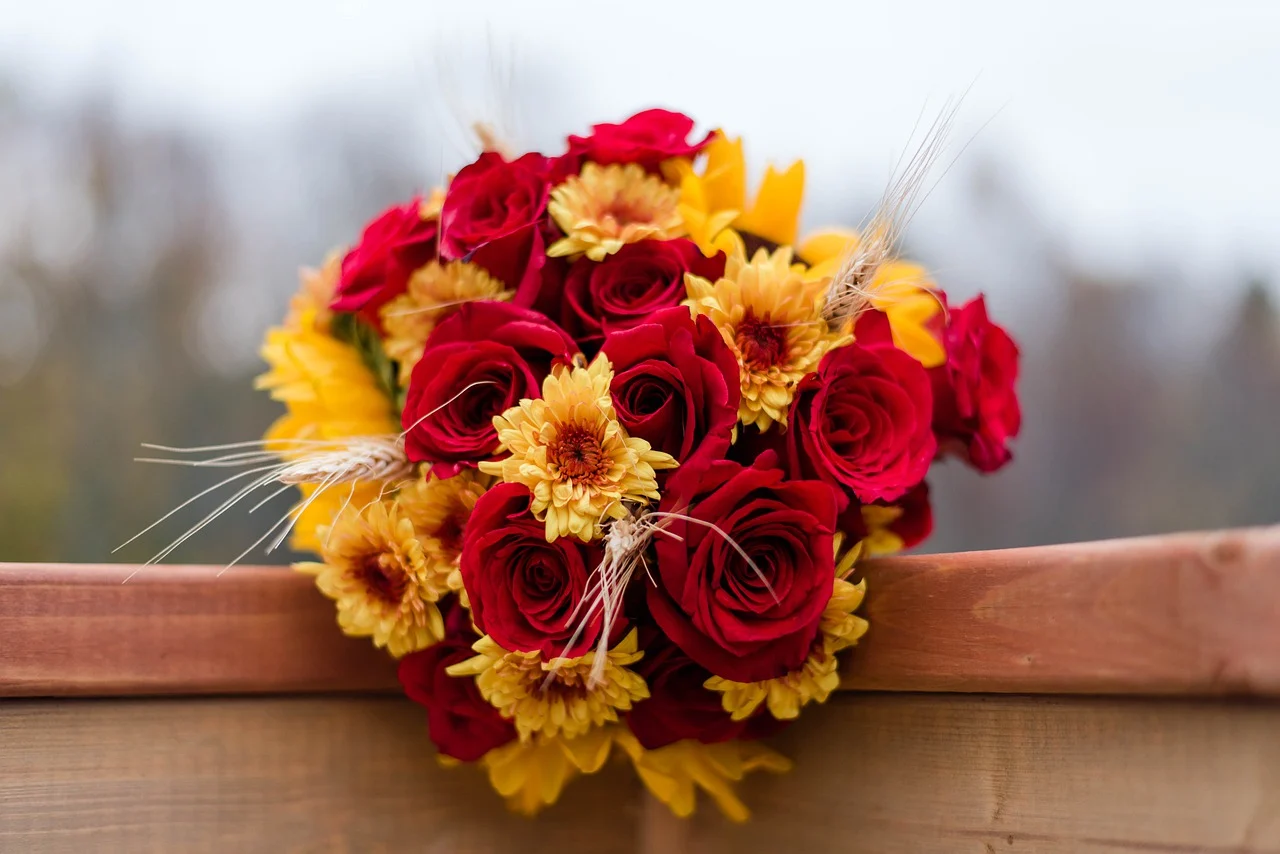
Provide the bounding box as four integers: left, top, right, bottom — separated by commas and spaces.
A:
626, 631, 787, 750
839, 481, 934, 552
562, 239, 725, 350
784, 310, 936, 504
439, 151, 552, 300
648, 452, 845, 683
931, 295, 1021, 472
398, 596, 516, 762
566, 108, 713, 171
600, 306, 739, 469
460, 483, 605, 658
402, 302, 577, 476
331, 198, 437, 317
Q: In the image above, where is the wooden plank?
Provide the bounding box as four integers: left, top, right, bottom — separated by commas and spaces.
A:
0, 695, 640, 854
0, 564, 398, 697
843, 525, 1280, 695
2, 525, 1278, 699
654, 694, 1280, 854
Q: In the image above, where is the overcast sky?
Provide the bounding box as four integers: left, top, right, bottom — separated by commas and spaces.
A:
4, 0, 1278, 285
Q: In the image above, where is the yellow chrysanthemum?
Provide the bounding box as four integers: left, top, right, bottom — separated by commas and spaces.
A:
285, 250, 341, 330
379, 260, 509, 376
547, 162, 684, 261
478, 355, 677, 542
614, 729, 792, 823
706, 535, 869, 720
295, 499, 447, 657
395, 469, 489, 604
480, 727, 616, 816
665, 131, 805, 255
448, 630, 649, 741
861, 503, 908, 556
685, 247, 850, 430
800, 231, 945, 367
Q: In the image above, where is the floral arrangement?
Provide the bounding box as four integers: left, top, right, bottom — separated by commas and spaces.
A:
147, 109, 1020, 820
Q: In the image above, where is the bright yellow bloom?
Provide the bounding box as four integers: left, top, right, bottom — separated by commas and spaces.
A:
800, 231, 945, 367
479, 355, 676, 542
257, 263, 399, 554
481, 727, 616, 816
285, 250, 341, 330
547, 163, 684, 261
666, 131, 805, 255
706, 535, 868, 720
449, 630, 649, 741
685, 247, 849, 431
396, 469, 489, 604
615, 729, 792, 822
379, 260, 509, 376
861, 503, 907, 555
296, 499, 447, 657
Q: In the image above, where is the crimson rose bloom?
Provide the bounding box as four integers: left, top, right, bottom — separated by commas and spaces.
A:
461, 483, 604, 658
600, 307, 739, 469
398, 596, 515, 762
627, 631, 787, 750
331, 198, 437, 317
648, 452, 845, 683
562, 239, 724, 349
439, 151, 552, 300
784, 310, 936, 504
931, 295, 1021, 472
402, 302, 576, 476
566, 108, 713, 171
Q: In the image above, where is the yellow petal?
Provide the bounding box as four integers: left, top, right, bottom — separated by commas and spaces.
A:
737, 160, 805, 247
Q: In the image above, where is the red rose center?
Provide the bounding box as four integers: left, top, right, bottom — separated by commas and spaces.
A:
356, 553, 408, 604
735, 315, 787, 371
550, 426, 608, 483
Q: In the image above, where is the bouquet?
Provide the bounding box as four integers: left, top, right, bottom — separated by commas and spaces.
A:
142, 108, 1021, 819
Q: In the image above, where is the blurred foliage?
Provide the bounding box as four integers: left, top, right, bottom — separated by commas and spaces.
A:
0, 79, 1276, 564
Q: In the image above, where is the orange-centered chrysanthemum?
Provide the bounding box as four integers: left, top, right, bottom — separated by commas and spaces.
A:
548, 162, 684, 261
296, 498, 447, 657
380, 260, 509, 375
685, 246, 850, 431
706, 535, 868, 720
448, 631, 649, 741
478, 355, 677, 542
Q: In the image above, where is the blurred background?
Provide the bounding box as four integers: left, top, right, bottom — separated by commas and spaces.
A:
1, 0, 1277, 564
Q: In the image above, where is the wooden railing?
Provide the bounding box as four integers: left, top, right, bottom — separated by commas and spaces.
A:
2, 527, 1278, 852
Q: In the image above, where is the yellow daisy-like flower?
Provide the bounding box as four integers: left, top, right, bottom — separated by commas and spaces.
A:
666, 131, 805, 255
395, 469, 489, 604
685, 246, 850, 431
379, 260, 510, 376
257, 263, 399, 553
481, 727, 617, 816
547, 162, 684, 261
614, 729, 792, 823
478, 355, 677, 542
800, 231, 945, 368
448, 630, 649, 742
706, 535, 869, 720
295, 499, 447, 657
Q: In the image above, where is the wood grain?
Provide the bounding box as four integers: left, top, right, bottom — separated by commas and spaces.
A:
656, 694, 1280, 854
0, 696, 640, 854
0, 563, 398, 697
2, 694, 1275, 853
2, 525, 1278, 699
843, 526, 1280, 696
